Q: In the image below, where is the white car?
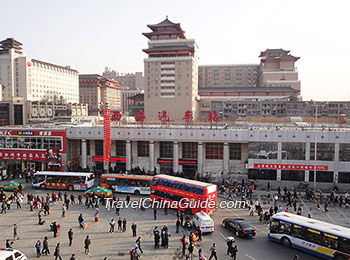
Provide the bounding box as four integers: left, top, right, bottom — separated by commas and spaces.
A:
0, 249, 27, 260
192, 211, 215, 233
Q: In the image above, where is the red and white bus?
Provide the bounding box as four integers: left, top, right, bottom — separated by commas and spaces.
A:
100, 174, 153, 195
150, 174, 217, 214
32, 171, 95, 191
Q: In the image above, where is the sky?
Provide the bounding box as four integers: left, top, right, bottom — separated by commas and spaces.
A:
1, 0, 350, 101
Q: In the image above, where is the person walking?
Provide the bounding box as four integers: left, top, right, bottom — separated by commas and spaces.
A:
68, 229, 74, 246
229, 245, 238, 260
78, 214, 84, 229
324, 199, 329, 212
84, 235, 91, 255
42, 236, 50, 255
135, 237, 143, 254
226, 238, 234, 255
153, 226, 160, 249
209, 243, 217, 260
123, 218, 127, 232
118, 218, 122, 232
153, 207, 157, 220
61, 204, 66, 219
131, 222, 137, 237
198, 249, 205, 260
95, 209, 99, 222
181, 235, 187, 255
109, 219, 116, 234
13, 224, 20, 240
188, 242, 194, 260
54, 243, 62, 260
35, 240, 41, 258
69, 254, 76, 260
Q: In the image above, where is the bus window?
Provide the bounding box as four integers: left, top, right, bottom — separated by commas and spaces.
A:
33, 175, 45, 183
305, 229, 322, 244
321, 233, 338, 250
338, 237, 350, 254
270, 220, 280, 233
279, 221, 292, 235
291, 224, 306, 239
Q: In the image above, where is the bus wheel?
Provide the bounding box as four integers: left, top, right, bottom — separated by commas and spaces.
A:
334, 255, 346, 260
281, 237, 291, 248
134, 190, 140, 196
40, 184, 45, 189
68, 185, 73, 191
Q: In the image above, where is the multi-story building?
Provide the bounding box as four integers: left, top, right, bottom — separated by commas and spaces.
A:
143, 17, 199, 121
79, 74, 121, 116
259, 49, 300, 92
103, 68, 144, 90
198, 64, 259, 89
121, 88, 144, 113
0, 38, 79, 104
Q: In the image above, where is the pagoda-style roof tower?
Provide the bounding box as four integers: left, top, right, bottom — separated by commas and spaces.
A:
142, 17, 195, 58
143, 16, 186, 40
259, 48, 300, 64
0, 38, 23, 51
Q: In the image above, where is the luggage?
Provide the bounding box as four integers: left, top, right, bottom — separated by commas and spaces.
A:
84, 223, 87, 229
95, 217, 99, 222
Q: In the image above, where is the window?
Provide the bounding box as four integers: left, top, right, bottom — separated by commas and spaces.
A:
137, 141, 149, 157
309, 171, 333, 183
310, 143, 334, 161
279, 221, 292, 235
116, 141, 126, 156
338, 172, 350, 183
322, 233, 338, 250
5, 256, 14, 260
282, 142, 305, 160
87, 140, 90, 156
281, 170, 305, 181
206, 143, 223, 159
339, 144, 350, 161
338, 237, 350, 254
248, 169, 277, 180
305, 228, 322, 244
229, 143, 241, 160
160, 142, 173, 158
248, 142, 278, 159
182, 142, 197, 159
95, 140, 103, 156
270, 220, 280, 233
291, 224, 306, 239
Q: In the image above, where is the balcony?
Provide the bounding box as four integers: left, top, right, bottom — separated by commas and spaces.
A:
161, 82, 175, 87
161, 64, 175, 69
161, 70, 175, 75
161, 76, 175, 81
161, 88, 175, 93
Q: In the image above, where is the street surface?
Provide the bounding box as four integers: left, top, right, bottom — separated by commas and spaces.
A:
0, 180, 349, 260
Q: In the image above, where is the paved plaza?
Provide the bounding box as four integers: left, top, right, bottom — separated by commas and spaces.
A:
0, 180, 349, 260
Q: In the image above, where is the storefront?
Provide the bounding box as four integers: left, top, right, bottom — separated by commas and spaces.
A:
0, 129, 67, 172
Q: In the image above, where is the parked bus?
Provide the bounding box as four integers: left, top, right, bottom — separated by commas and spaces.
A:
150, 174, 217, 214
269, 212, 350, 260
100, 174, 153, 195
32, 171, 95, 191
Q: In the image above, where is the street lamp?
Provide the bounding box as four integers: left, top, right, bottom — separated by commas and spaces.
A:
307, 101, 328, 191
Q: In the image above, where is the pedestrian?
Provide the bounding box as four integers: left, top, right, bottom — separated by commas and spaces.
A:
69, 254, 76, 260
198, 249, 205, 260
71, 193, 75, 205
16, 197, 22, 209
324, 200, 329, 212
209, 243, 217, 260
297, 205, 302, 215
181, 235, 187, 255
62, 204, 66, 218
84, 235, 91, 255
196, 226, 202, 241
109, 219, 115, 234
153, 207, 157, 220
78, 194, 82, 204
123, 218, 127, 232
176, 218, 181, 233
95, 209, 99, 222
126, 194, 130, 204
78, 214, 85, 229
229, 245, 238, 260
226, 238, 234, 255
294, 255, 299, 260
116, 217, 122, 232
153, 226, 160, 249
131, 222, 137, 237
188, 242, 194, 260
317, 198, 321, 210
35, 240, 41, 258
13, 224, 20, 240
308, 214, 312, 218
42, 236, 50, 255
180, 212, 184, 226
68, 229, 74, 246
135, 237, 143, 254
54, 243, 62, 260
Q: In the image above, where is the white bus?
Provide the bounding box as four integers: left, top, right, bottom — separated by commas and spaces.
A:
32, 171, 95, 191
269, 212, 350, 260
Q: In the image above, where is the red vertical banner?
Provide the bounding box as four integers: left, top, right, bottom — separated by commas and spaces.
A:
103, 108, 112, 166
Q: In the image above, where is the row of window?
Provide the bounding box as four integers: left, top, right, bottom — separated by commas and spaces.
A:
270, 220, 350, 253
151, 189, 184, 202
0, 137, 62, 150
152, 177, 205, 195
104, 178, 150, 187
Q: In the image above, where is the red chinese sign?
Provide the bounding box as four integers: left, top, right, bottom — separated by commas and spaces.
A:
103, 108, 112, 166
135, 110, 145, 123
253, 163, 328, 171
0, 150, 47, 161
208, 111, 219, 122
158, 110, 170, 122
111, 111, 122, 121
182, 110, 193, 123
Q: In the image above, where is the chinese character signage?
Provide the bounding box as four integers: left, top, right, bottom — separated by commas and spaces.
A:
253, 163, 328, 171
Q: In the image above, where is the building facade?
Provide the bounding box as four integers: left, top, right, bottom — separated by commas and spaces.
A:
0, 38, 79, 104
143, 18, 199, 121
64, 125, 350, 188
198, 64, 259, 89
103, 68, 144, 90
121, 89, 144, 113
79, 74, 121, 115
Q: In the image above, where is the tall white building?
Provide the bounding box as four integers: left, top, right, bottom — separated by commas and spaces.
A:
0, 38, 79, 104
